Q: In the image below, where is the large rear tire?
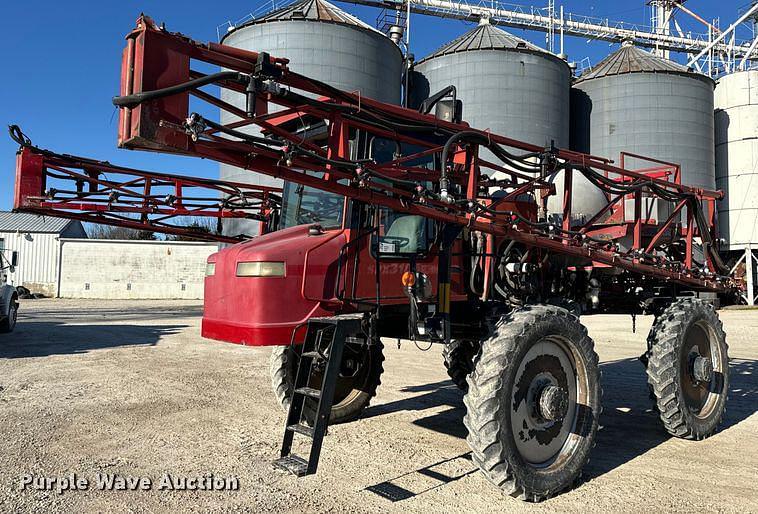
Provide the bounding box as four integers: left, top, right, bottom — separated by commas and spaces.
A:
463, 305, 600, 501
270, 339, 384, 424
442, 340, 479, 392
645, 299, 729, 439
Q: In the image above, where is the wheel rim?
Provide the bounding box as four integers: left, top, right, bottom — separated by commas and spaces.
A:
510, 335, 585, 468
304, 342, 374, 408
679, 320, 723, 419
333, 343, 374, 407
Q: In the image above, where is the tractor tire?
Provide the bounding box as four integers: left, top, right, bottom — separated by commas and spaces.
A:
645, 299, 729, 440
546, 296, 582, 317
442, 340, 479, 392
0, 297, 18, 333
463, 305, 601, 502
270, 339, 384, 424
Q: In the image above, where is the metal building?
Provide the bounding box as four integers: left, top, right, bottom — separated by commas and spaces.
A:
0, 211, 87, 296
572, 41, 716, 192
715, 70, 758, 251
219, 0, 404, 237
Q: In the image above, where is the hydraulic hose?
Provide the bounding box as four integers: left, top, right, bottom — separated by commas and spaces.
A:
194, 115, 285, 147
113, 71, 246, 109
439, 130, 546, 202
8, 125, 32, 147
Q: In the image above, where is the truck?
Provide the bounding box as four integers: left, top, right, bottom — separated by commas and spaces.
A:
0, 249, 19, 333
9, 15, 739, 501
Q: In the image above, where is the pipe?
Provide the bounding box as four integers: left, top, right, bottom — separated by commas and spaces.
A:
687, 3, 758, 66
674, 1, 720, 34
740, 36, 758, 69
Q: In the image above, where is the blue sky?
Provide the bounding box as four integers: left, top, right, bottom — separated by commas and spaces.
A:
0, 0, 748, 210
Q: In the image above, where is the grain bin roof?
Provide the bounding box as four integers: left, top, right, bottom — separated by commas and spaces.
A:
0, 211, 77, 233
227, 0, 382, 34
416, 21, 561, 65
575, 42, 713, 85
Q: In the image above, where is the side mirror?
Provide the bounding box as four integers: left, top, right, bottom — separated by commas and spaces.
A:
11, 251, 18, 267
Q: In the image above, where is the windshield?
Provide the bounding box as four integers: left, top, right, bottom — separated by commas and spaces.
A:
279, 173, 345, 230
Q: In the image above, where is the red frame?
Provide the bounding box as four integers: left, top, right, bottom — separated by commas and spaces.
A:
14, 146, 280, 243
16, 15, 735, 292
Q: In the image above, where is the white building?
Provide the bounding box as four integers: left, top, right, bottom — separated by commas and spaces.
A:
58, 239, 217, 299
0, 211, 218, 299
0, 211, 87, 296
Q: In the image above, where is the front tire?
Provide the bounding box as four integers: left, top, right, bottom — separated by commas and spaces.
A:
270, 340, 384, 424
0, 297, 18, 333
646, 299, 729, 439
463, 305, 600, 501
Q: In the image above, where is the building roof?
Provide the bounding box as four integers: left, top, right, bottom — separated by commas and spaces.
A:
0, 211, 79, 233
227, 0, 381, 35
576, 41, 713, 84
417, 20, 556, 65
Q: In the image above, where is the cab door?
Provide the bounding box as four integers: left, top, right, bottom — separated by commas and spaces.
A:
338, 135, 465, 306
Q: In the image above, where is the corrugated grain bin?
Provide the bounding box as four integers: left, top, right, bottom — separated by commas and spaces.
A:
219, 0, 403, 236
412, 19, 606, 224
572, 41, 715, 191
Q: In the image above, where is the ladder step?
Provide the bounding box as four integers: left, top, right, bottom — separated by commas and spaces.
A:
287, 423, 315, 438
273, 455, 309, 477
309, 313, 364, 324
277, 315, 358, 479
294, 387, 321, 399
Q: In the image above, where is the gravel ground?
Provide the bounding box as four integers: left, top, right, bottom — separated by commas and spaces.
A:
0, 299, 756, 513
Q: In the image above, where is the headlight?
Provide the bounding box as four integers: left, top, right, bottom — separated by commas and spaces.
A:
236, 261, 285, 277
205, 262, 216, 276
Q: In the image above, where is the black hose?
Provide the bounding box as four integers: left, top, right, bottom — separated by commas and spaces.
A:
197, 116, 285, 147
113, 71, 245, 109
440, 130, 546, 200
440, 131, 483, 198
290, 144, 358, 170
9, 125, 32, 147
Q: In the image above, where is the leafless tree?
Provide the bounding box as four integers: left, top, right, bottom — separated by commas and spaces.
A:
86, 224, 156, 240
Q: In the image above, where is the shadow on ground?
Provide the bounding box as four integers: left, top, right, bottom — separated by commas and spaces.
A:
15, 304, 202, 322
363, 357, 758, 500
0, 321, 186, 358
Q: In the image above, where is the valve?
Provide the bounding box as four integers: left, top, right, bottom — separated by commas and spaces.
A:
183, 113, 206, 142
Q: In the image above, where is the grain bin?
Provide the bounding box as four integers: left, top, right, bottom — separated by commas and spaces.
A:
412, 19, 605, 224
572, 41, 716, 192
219, 0, 403, 236
715, 70, 758, 250
412, 18, 570, 149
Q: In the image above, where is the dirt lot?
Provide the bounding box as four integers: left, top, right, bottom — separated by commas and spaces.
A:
0, 299, 756, 513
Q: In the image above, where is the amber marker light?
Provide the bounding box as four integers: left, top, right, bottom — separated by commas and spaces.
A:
401, 271, 416, 287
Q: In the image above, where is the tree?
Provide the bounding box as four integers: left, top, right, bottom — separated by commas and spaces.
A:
167, 217, 219, 241
86, 224, 156, 240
